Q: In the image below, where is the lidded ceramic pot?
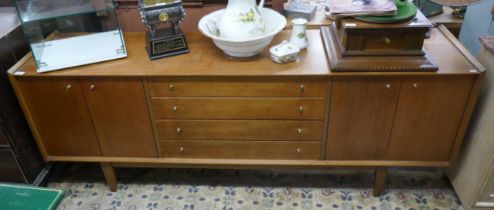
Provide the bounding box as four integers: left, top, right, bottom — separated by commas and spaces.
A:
269, 40, 301, 64
217, 0, 266, 40
289, 18, 308, 50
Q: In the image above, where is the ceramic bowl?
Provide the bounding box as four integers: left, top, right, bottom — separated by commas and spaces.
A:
198, 8, 287, 57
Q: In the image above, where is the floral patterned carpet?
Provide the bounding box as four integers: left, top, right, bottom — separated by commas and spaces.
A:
47, 164, 462, 210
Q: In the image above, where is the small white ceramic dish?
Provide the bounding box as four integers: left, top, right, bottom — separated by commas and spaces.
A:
269, 40, 300, 64
198, 8, 287, 57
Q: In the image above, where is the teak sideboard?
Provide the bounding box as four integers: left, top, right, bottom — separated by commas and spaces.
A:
8, 26, 485, 196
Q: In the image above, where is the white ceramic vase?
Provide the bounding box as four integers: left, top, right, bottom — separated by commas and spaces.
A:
217, 0, 266, 40
289, 18, 308, 50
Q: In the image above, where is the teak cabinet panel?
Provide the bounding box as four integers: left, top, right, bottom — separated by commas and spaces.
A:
18, 78, 158, 158
151, 98, 326, 120
387, 77, 475, 161
81, 78, 157, 157
147, 80, 329, 97
327, 78, 401, 160
160, 140, 322, 160
155, 120, 323, 141
18, 78, 101, 156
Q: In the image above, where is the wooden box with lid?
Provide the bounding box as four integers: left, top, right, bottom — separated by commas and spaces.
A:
335, 11, 432, 56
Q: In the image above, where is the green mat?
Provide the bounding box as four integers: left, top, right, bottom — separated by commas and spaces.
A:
0, 184, 63, 210
356, 0, 418, 23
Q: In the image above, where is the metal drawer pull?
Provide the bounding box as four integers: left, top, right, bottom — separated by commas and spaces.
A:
300, 84, 305, 92
66, 84, 72, 90
168, 84, 174, 91
297, 148, 301, 154
176, 128, 182, 134
172, 106, 178, 112
180, 147, 184, 153
412, 83, 418, 89
385, 84, 391, 89
89, 84, 95, 91
381, 37, 391, 44
298, 106, 304, 113
489, 194, 494, 198
298, 128, 303, 135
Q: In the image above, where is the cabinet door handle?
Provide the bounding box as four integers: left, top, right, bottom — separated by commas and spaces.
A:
381, 37, 391, 44
385, 84, 391, 89
65, 84, 72, 91
298, 106, 304, 113
176, 128, 182, 134
168, 84, 174, 91
412, 83, 418, 89
180, 147, 184, 153
89, 84, 95, 91
300, 84, 305, 92
296, 148, 301, 154
172, 106, 178, 112
297, 128, 303, 135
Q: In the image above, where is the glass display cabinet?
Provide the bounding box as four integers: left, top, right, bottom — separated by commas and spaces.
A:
12, 0, 127, 72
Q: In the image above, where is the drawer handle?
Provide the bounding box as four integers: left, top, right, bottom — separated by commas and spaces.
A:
298, 128, 303, 135
65, 84, 72, 91
412, 83, 419, 89
385, 84, 391, 89
300, 84, 305, 92
298, 106, 304, 113
297, 148, 301, 154
180, 147, 184, 153
176, 128, 182, 134
489, 194, 494, 198
381, 37, 391, 44
168, 84, 174, 91
172, 106, 178, 112
89, 84, 95, 91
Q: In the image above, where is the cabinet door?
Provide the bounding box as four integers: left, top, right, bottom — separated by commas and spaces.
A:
81, 78, 157, 157
18, 78, 101, 156
388, 77, 474, 161
327, 78, 401, 160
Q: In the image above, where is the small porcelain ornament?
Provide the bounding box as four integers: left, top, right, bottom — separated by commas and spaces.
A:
289, 18, 308, 50
269, 40, 301, 64
217, 0, 266, 40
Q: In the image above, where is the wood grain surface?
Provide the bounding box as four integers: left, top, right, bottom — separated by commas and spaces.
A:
147, 80, 329, 97
155, 120, 323, 141
151, 98, 326, 120
327, 78, 401, 160
17, 78, 102, 156
387, 77, 475, 161
159, 140, 322, 160
10, 29, 479, 77
81, 78, 158, 157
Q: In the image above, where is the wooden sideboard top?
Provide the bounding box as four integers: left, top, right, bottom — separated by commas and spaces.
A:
10, 27, 483, 77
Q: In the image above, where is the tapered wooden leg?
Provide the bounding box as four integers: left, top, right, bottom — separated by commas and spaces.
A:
374, 167, 388, 196
100, 163, 117, 192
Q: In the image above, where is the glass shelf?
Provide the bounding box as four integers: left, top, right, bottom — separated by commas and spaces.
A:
13, 0, 127, 73
13, 0, 114, 23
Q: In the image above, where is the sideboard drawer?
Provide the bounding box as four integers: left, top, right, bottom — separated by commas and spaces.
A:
147, 80, 329, 97
160, 140, 321, 159
155, 120, 323, 141
151, 98, 326, 120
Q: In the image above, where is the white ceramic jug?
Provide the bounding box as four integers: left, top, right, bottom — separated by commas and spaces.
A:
217, 0, 266, 40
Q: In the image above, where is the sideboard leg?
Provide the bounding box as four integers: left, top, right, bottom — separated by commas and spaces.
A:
100, 163, 117, 192
374, 167, 388, 196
